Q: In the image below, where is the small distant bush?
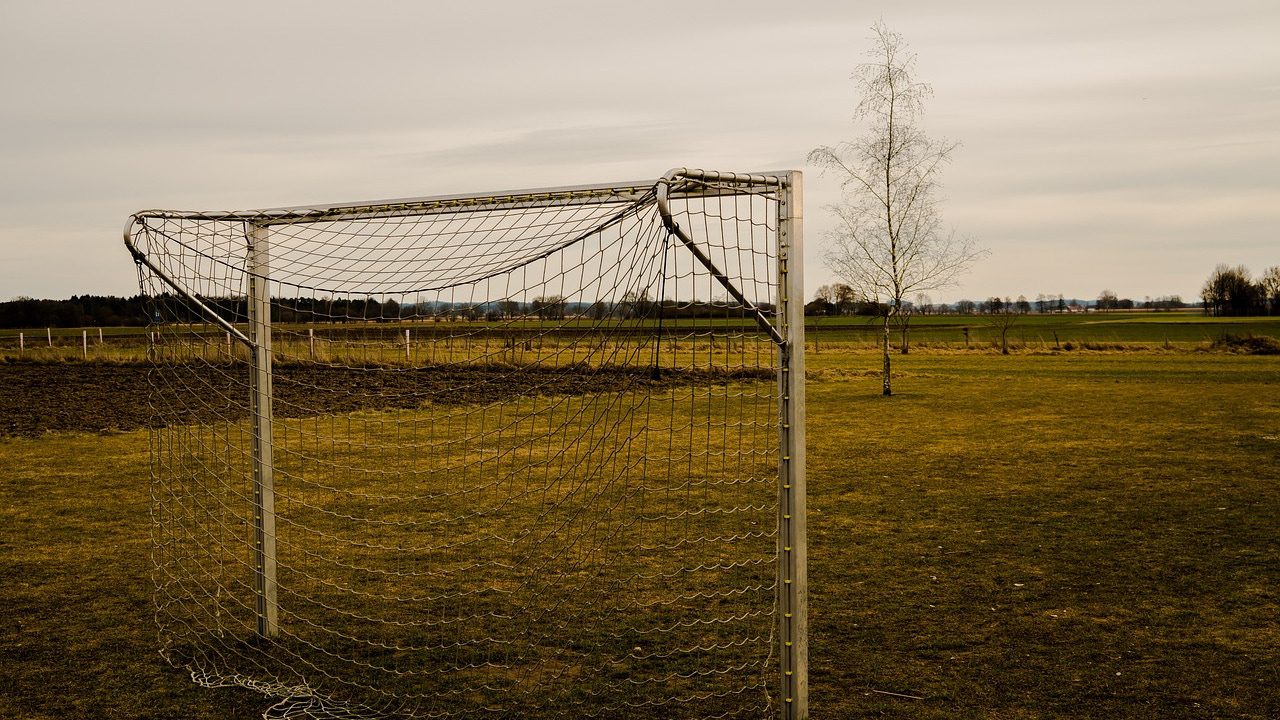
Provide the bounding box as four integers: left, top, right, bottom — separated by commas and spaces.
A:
1061, 341, 1075, 351
1212, 333, 1280, 355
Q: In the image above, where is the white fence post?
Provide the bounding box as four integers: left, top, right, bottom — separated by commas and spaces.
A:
47, 328, 52, 347
405, 328, 411, 362
19, 332, 24, 355
98, 327, 104, 344
82, 330, 88, 360
309, 327, 315, 359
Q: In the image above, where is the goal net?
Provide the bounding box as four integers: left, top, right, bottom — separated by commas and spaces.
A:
125, 168, 806, 719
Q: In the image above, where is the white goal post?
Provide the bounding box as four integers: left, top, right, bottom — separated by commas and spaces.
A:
125, 168, 806, 719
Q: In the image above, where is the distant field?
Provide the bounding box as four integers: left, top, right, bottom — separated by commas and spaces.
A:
1, 348, 1276, 718
2, 311, 1279, 363
807, 310, 1280, 346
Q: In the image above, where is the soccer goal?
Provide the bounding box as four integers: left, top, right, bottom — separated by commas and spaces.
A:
124, 168, 806, 719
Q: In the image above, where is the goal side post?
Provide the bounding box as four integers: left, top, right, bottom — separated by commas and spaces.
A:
778, 171, 807, 719
247, 223, 278, 639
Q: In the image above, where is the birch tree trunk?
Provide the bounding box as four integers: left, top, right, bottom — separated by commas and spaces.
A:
882, 313, 892, 396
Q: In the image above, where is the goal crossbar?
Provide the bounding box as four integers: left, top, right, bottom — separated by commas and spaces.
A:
124, 168, 787, 226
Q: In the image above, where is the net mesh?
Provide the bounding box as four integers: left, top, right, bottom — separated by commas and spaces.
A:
130, 173, 790, 719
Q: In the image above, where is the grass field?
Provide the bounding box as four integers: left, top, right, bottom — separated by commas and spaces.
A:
1, 346, 1277, 718
808, 310, 1280, 346
3, 311, 1280, 363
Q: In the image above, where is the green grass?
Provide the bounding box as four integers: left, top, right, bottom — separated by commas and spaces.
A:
4, 312, 1279, 363
809, 310, 1280, 347
1, 350, 1278, 718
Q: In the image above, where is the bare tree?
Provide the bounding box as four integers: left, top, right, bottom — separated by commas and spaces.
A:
497, 298, 522, 319
1097, 289, 1119, 311
1201, 264, 1262, 316
892, 300, 914, 354
833, 283, 859, 315
618, 289, 652, 320
587, 300, 610, 321
531, 295, 566, 320
809, 21, 985, 395
988, 296, 1018, 354
1260, 266, 1280, 315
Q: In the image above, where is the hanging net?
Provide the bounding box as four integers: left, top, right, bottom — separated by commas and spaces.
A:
127, 170, 800, 719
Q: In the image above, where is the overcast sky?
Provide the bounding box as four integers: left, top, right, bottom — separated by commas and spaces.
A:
2, 0, 1277, 303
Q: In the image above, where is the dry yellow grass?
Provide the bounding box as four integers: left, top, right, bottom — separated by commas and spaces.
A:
1, 349, 1277, 718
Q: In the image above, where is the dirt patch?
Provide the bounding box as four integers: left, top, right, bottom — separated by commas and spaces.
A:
0, 361, 770, 438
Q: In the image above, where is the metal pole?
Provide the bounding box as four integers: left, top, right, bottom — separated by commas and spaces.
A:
247, 223, 278, 639
777, 171, 807, 720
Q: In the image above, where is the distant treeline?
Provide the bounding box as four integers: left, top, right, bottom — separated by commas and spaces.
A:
1200, 264, 1280, 317
0, 290, 773, 329
804, 262, 1280, 318
0, 295, 152, 329
8, 262, 1276, 328
803, 284, 1191, 317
